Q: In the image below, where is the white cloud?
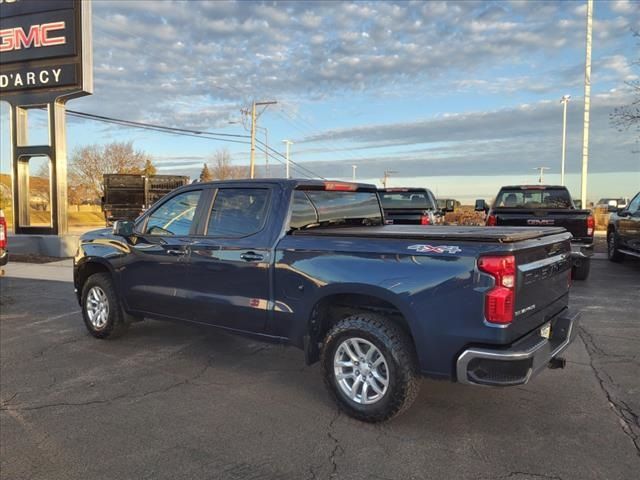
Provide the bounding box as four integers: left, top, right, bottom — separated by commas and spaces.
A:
57, 1, 637, 131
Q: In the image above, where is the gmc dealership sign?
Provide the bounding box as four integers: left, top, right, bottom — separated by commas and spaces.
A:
0, 0, 92, 98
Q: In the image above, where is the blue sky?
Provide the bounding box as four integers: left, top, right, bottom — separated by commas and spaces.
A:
1, 0, 639, 202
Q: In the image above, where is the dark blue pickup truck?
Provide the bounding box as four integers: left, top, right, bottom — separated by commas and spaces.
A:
74, 179, 579, 422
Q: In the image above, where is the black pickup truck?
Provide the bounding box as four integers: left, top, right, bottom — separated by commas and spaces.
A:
607, 191, 640, 261
476, 185, 594, 280
379, 187, 453, 225
102, 174, 189, 225
75, 179, 579, 422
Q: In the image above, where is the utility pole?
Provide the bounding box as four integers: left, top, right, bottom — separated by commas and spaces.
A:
533, 167, 550, 184
352, 165, 357, 181
382, 170, 397, 188
249, 100, 277, 179
560, 95, 571, 186
283, 140, 293, 179
580, 0, 593, 207
257, 126, 269, 177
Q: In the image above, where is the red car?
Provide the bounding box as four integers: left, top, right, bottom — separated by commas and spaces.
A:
0, 209, 8, 267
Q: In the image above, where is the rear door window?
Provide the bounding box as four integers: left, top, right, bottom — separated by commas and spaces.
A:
206, 188, 270, 237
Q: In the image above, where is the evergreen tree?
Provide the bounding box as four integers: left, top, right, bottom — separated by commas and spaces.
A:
199, 163, 213, 182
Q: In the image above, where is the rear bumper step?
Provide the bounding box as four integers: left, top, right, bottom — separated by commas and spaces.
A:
456, 309, 580, 386
571, 242, 594, 259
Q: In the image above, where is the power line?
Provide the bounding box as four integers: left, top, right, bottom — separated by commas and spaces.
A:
255, 138, 326, 179
65, 108, 325, 178
66, 109, 251, 143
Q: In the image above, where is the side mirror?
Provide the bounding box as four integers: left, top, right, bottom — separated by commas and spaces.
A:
445, 199, 455, 212
113, 220, 135, 237
475, 199, 487, 212
617, 208, 630, 217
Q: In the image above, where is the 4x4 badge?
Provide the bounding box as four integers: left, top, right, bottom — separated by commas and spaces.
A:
408, 244, 462, 254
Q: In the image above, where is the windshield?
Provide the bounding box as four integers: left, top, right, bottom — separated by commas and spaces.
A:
379, 191, 435, 210
495, 189, 573, 209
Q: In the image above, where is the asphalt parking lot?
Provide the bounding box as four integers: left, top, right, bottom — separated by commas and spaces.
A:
1, 254, 639, 480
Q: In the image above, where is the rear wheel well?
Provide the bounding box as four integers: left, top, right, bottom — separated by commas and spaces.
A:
306, 293, 415, 365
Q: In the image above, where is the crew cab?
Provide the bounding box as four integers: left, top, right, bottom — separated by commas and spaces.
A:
379, 187, 452, 225
476, 185, 594, 280
607, 191, 640, 262
74, 179, 579, 422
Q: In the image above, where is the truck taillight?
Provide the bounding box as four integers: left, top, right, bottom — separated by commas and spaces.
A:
0, 212, 6, 249
478, 255, 516, 324
324, 181, 357, 191
587, 215, 594, 236
420, 214, 430, 225
487, 214, 497, 226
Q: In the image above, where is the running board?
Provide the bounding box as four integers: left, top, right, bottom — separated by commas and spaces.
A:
619, 249, 640, 259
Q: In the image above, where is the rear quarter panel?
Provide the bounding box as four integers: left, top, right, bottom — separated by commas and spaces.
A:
273, 234, 526, 378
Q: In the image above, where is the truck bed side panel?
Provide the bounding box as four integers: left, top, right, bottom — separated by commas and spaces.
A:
273, 232, 572, 379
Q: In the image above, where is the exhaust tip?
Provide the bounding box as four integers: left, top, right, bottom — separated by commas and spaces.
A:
548, 357, 567, 370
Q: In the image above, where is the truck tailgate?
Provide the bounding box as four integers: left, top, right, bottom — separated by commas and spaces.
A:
494, 209, 590, 239
508, 236, 572, 340
384, 209, 428, 225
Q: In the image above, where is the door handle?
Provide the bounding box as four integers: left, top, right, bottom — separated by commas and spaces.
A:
166, 248, 187, 256
240, 251, 264, 262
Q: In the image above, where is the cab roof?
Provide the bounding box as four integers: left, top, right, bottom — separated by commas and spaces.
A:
189, 178, 378, 192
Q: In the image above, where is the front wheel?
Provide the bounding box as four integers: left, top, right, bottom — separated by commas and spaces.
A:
321, 313, 420, 422
607, 231, 624, 262
81, 273, 129, 339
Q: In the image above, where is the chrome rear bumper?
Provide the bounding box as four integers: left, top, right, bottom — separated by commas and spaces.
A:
456, 309, 580, 386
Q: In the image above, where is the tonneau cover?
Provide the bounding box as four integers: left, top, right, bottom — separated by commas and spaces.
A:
292, 225, 568, 243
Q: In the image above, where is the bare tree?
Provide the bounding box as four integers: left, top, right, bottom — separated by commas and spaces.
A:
209, 148, 249, 180
610, 31, 639, 140
68, 141, 153, 202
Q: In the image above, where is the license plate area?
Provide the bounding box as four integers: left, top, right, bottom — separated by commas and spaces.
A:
540, 322, 552, 339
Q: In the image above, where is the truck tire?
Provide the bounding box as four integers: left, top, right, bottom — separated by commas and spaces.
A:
321, 313, 420, 422
572, 258, 591, 281
81, 273, 129, 339
607, 231, 624, 263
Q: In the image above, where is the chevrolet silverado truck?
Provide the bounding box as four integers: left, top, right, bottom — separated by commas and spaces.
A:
476, 185, 594, 280
74, 179, 579, 422
607, 191, 640, 262
379, 187, 453, 225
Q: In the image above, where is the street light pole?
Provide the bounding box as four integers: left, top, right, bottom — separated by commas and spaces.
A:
283, 140, 293, 179
352, 165, 357, 181
533, 166, 550, 184
580, 0, 594, 207
560, 95, 570, 186
382, 170, 397, 188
